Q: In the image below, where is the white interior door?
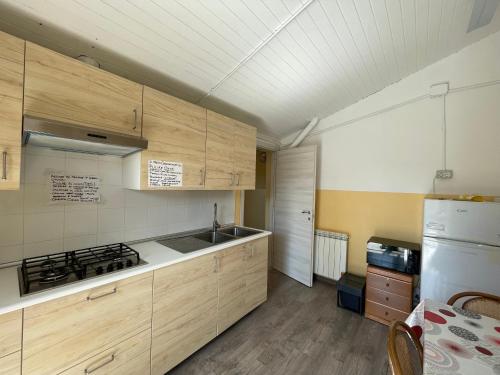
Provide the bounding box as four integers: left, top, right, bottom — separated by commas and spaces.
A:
273, 145, 316, 287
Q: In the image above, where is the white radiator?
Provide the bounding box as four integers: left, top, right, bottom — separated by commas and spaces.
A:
314, 230, 348, 281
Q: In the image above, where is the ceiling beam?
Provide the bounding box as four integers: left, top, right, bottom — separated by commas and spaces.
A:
197, 0, 316, 104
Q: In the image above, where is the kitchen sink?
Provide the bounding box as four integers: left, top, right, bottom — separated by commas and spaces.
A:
193, 231, 234, 244
218, 226, 261, 238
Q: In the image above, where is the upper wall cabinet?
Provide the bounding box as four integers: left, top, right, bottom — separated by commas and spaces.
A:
24, 42, 143, 136
124, 87, 207, 190
0, 31, 24, 191
206, 111, 256, 190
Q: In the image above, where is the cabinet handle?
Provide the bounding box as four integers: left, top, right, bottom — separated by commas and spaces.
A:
87, 287, 117, 301
133, 109, 138, 130
236, 173, 240, 186
200, 169, 204, 185
2, 151, 6, 180
386, 283, 390, 288
230, 172, 234, 186
213, 257, 220, 273
85, 354, 115, 374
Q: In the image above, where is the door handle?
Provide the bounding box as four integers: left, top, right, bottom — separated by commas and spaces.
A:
301, 210, 311, 214
2, 151, 6, 180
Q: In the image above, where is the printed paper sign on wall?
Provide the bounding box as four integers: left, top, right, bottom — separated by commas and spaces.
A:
50, 174, 100, 203
148, 160, 183, 187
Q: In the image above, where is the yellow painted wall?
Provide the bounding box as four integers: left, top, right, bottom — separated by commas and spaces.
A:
315, 190, 425, 276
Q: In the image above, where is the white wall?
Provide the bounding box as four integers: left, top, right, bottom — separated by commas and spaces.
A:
286, 31, 500, 195
0, 146, 235, 264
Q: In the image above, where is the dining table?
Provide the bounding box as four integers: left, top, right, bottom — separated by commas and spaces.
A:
405, 299, 500, 374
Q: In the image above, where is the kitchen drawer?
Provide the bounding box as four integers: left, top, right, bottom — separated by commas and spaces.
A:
366, 271, 411, 297
365, 300, 409, 325
60, 329, 151, 375
23, 272, 153, 375
366, 287, 412, 313
0, 310, 22, 358
0, 351, 21, 375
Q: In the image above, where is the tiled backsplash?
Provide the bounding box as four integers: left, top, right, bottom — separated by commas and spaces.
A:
0, 146, 235, 264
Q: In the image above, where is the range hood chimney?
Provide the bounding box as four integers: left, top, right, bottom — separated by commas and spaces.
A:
23, 116, 148, 157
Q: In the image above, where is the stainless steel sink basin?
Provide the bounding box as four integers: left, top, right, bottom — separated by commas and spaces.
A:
193, 231, 234, 244
218, 226, 261, 237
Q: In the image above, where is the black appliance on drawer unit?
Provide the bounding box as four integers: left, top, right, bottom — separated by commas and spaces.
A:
366, 236, 421, 275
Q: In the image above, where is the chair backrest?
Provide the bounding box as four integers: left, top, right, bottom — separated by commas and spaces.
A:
387, 321, 423, 375
447, 291, 500, 320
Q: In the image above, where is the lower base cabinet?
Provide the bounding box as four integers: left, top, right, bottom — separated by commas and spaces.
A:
151, 253, 219, 375
152, 236, 269, 374
0, 352, 21, 375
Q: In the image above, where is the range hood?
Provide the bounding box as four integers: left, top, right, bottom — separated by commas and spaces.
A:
23, 116, 148, 157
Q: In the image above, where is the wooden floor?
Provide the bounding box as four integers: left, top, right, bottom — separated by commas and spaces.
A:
169, 270, 390, 375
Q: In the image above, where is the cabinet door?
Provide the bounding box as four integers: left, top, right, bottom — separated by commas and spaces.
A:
0, 351, 21, 375
141, 87, 207, 189
152, 254, 218, 375
0, 310, 22, 358
205, 111, 236, 189
244, 237, 268, 313
217, 244, 247, 333
233, 122, 256, 190
0, 31, 23, 190
24, 42, 143, 136
22, 272, 153, 375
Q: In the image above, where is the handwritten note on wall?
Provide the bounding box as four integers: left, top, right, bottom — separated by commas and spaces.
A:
50, 174, 100, 203
148, 160, 183, 187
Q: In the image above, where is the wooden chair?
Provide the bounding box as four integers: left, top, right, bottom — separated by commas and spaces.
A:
387, 321, 423, 375
447, 291, 500, 320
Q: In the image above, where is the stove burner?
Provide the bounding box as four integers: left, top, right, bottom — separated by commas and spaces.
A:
19, 243, 145, 296
39, 267, 69, 283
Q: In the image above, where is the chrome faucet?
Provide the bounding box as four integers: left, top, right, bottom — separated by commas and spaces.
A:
212, 203, 221, 232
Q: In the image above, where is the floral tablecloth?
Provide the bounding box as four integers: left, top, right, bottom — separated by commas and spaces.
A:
405, 299, 500, 374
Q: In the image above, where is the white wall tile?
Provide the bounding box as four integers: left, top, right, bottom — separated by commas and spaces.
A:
23, 239, 64, 258
0, 214, 23, 246
98, 208, 125, 233
65, 157, 99, 176
64, 234, 97, 251
64, 208, 98, 237
24, 153, 66, 184
24, 212, 64, 244
24, 184, 64, 213
125, 206, 148, 229
97, 230, 124, 246
0, 188, 23, 214
0, 245, 23, 263
99, 158, 123, 186
99, 186, 125, 209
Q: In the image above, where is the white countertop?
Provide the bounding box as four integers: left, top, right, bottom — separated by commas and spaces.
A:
0, 228, 272, 315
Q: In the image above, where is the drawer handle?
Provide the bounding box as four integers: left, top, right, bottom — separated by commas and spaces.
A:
2, 151, 6, 180
385, 297, 389, 301
384, 311, 389, 316
85, 354, 115, 374
386, 283, 390, 287
87, 287, 117, 301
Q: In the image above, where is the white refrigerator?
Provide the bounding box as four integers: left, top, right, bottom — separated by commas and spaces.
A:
421, 199, 500, 303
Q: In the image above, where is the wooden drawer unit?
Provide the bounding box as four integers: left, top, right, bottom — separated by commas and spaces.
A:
0, 351, 21, 375
0, 310, 22, 359
22, 272, 153, 375
152, 253, 218, 375
365, 266, 412, 325
59, 329, 151, 375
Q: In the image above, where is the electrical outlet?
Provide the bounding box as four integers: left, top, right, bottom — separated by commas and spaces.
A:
435, 169, 453, 179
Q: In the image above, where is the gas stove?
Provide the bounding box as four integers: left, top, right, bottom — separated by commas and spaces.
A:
18, 243, 146, 296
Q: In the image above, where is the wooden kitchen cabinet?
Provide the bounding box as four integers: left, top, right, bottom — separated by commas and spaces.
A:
124, 87, 208, 190
244, 237, 269, 313
151, 253, 218, 375
22, 272, 153, 375
24, 42, 143, 136
58, 329, 151, 375
205, 110, 256, 190
0, 351, 21, 375
0, 310, 22, 358
0, 31, 24, 191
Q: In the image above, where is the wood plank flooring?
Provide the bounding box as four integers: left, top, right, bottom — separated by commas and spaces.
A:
169, 270, 390, 375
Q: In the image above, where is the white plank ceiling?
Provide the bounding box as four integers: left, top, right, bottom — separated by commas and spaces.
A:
0, 0, 498, 137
